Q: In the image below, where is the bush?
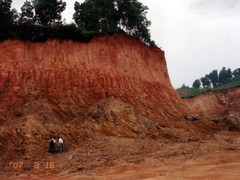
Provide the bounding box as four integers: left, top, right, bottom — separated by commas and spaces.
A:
0, 23, 105, 43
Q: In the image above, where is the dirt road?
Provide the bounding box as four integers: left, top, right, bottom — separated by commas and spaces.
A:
1, 131, 240, 180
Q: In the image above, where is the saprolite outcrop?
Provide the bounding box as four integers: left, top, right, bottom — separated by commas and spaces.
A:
0, 34, 187, 128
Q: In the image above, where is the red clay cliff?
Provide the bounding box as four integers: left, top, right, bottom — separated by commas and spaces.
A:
0, 34, 187, 127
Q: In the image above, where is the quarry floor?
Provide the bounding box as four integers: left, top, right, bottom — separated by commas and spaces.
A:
1, 130, 240, 180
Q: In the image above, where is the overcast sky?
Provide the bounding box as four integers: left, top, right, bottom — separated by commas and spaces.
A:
11, 0, 240, 88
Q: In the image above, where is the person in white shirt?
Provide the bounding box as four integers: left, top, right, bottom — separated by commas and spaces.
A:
57, 137, 64, 153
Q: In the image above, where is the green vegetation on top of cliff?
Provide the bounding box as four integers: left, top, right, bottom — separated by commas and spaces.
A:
0, 0, 155, 46
177, 67, 240, 98
177, 76, 240, 98
191, 67, 240, 89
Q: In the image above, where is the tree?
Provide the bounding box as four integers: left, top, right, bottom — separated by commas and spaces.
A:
73, 0, 152, 44
74, 0, 118, 32
11, 8, 19, 23
233, 68, 240, 77
181, 84, 188, 88
0, 0, 13, 29
19, 0, 34, 24
33, 0, 66, 25
0, 0, 14, 40
117, 0, 151, 43
201, 75, 211, 88
200, 77, 206, 87
226, 68, 232, 81
219, 67, 228, 85
192, 79, 201, 88
208, 70, 218, 88
204, 75, 211, 87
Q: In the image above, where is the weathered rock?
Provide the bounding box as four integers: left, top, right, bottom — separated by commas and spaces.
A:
81, 98, 163, 138
224, 111, 240, 131
184, 114, 202, 121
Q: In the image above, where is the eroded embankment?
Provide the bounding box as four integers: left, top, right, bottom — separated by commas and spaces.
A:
0, 34, 188, 127
182, 87, 240, 130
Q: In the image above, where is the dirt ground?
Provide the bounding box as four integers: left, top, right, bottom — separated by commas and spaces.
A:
1, 130, 240, 180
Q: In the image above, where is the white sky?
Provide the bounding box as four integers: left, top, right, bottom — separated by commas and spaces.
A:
11, 0, 240, 88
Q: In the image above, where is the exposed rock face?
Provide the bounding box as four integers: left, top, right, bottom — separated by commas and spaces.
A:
82, 98, 163, 138
0, 34, 187, 127
183, 88, 240, 119
183, 91, 228, 120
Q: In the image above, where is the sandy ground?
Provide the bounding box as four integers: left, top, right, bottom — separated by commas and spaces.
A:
1, 131, 240, 180
2, 151, 240, 180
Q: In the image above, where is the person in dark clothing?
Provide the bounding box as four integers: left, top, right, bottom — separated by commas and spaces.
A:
48, 137, 56, 153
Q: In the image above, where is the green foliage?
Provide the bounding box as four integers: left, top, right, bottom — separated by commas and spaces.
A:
195, 67, 237, 89
208, 70, 218, 87
180, 88, 212, 99
179, 75, 240, 99
182, 67, 240, 98
181, 84, 189, 89
192, 79, 201, 88
1, 0, 156, 46
218, 67, 228, 85
19, 0, 34, 24
0, 0, 12, 26
226, 68, 232, 81
1, 22, 102, 42
0, 0, 102, 43
74, 0, 118, 33
215, 76, 240, 90
32, 0, 66, 25
200, 75, 211, 88
73, 0, 153, 44
117, 0, 151, 43
233, 68, 240, 77
0, 0, 13, 39
11, 8, 19, 23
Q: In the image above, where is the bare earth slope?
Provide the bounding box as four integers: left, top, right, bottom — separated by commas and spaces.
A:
0, 34, 186, 127
183, 87, 240, 131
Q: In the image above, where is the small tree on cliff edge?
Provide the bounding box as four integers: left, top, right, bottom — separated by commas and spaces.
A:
192, 79, 201, 88
201, 75, 211, 88
73, 0, 154, 45
208, 69, 218, 88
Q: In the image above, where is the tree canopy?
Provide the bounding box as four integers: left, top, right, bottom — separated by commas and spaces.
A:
0, 0, 14, 40
73, 0, 153, 44
32, 0, 66, 25
208, 70, 218, 88
233, 68, 240, 77
19, 0, 34, 24
1, 0, 156, 45
201, 75, 211, 88
218, 67, 228, 85
190, 67, 239, 88
192, 79, 201, 88
0, 0, 13, 29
